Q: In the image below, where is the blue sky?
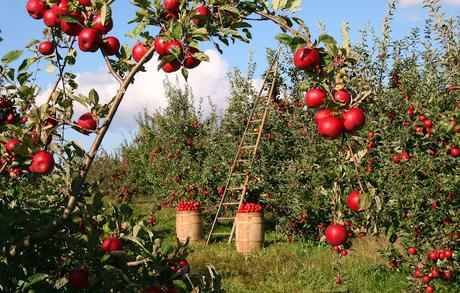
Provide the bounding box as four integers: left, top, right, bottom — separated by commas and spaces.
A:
1, 0, 459, 152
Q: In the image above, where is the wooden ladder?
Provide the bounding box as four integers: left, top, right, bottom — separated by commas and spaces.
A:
206, 53, 280, 245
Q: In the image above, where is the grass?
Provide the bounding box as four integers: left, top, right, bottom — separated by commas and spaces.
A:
132, 202, 408, 293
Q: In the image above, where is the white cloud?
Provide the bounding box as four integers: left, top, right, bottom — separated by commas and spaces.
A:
38, 49, 231, 132
400, 0, 460, 7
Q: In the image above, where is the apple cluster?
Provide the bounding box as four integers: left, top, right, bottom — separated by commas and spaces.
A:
129, 0, 208, 73
404, 102, 459, 158
237, 203, 262, 213
176, 200, 201, 212
1, 98, 55, 177
26, 0, 121, 56
409, 248, 456, 293
293, 47, 366, 139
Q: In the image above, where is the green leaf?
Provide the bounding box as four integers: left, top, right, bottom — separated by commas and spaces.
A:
22, 273, 49, 290
59, 14, 79, 23
319, 34, 337, 46
88, 89, 99, 105
274, 33, 292, 45
2, 50, 23, 65
25, 39, 40, 48
18, 57, 37, 72
181, 67, 188, 81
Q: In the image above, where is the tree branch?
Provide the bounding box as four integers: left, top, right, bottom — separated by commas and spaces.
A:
101, 50, 124, 85
9, 46, 157, 257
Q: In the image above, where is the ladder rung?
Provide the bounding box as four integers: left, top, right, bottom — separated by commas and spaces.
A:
217, 217, 235, 221
212, 232, 231, 236
246, 132, 259, 135
250, 119, 263, 123
230, 186, 245, 191
241, 145, 256, 149
223, 202, 240, 205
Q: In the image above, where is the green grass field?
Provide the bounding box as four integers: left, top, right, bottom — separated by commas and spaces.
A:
131, 202, 407, 293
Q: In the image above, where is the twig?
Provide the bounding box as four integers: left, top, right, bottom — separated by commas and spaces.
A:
254, 11, 311, 46
101, 51, 123, 85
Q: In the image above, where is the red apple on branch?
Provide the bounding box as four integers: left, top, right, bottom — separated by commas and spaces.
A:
305, 88, 327, 108
92, 14, 113, 35
102, 36, 120, 56
43, 9, 60, 27
132, 43, 150, 62
101, 237, 122, 253
193, 6, 211, 26
184, 47, 201, 69
26, 0, 48, 19
293, 47, 320, 70
333, 89, 351, 107
154, 37, 168, 56
164, 0, 180, 12
325, 224, 348, 246
78, 28, 102, 52
29, 151, 55, 174
39, 41, 55, 56
77, 112, 97, 131
317, 116, 343, 138
342, 108, 365, 132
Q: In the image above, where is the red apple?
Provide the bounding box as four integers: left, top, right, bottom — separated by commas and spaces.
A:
132, 43, 150, 62
184, 47, 201, 69
443, 270, 452, 279
102, 237, 122, 252
26, 0, 47, 19
193, 6, 211, 26
162, 60, 181, 73
342, 108, 365, 132
92, 14, 113, 35
317, 116, 343, 138
164, 0, 180, 11
425, 286, 435, 293
450, 148, 459, 157
79, 0, 92, 6
293, 47, 320, 70
346, 191, 361, 212
325, 224, 348, 246
154, 37, 168, 56
305, 88, 327, 108
408, 247, 417, 255
61, 13, 84, 36
78, 28, 101, 52
68, 266, 89, 289
333, 89, 351, 106
5, 138, 25, 156
39, 41, 55, 56
29, 151, 55, 174
428, 251, 438, 261
165, 40, 184, 56
102, 36, 120, 56
314, 109, 333, 125
444, 249, 453, 259
52, 0, 70, 15
77, 112, 97, 130
43, 9, 60, 27
422, 275, 431, 283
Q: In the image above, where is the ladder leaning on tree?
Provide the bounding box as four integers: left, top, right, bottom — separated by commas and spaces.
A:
206, 51, 281, 245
